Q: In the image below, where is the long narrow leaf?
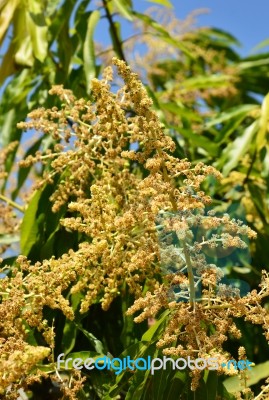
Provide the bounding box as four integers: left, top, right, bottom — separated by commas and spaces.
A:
20, 189, 42, 255
205, 105, 258, 129
113, 0, 133, 21
146, 0, 173, 8
0, 0, 18, 45
83, 10, 100, 91
218, 120, 259, 176
223, 361, 269, 393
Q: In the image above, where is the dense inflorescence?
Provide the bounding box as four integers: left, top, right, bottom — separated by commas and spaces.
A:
0, 59, 268, 398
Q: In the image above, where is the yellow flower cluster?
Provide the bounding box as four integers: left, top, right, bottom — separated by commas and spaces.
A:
0, 58, 266, 396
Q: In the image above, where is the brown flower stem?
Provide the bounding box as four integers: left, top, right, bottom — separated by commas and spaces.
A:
183, 241, 196, 311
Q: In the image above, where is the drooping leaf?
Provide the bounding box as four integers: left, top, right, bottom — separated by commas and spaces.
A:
27, 8, 48, 62
0, 0, 18, 45
83, 10, 100, 91
217, 120, 259, 176
0, 41, 18, 84
75, 322, 105, 354
113, 0, 133, 21
13, 7, 34, 67
199, 27, 241, 47
62, 320, 77, 354
256, 92, 269, 150
20, 189, 42, 256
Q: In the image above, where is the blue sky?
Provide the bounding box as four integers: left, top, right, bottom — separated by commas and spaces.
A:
138, 0, 269, 56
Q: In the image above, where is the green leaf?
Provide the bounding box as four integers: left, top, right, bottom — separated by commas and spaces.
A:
257, 92, 269, 150
252, 38, 269, 52
142, 309, 170, 342
27, 15, 47, 62
20, 189, 42, 255
199, 27, 241, 47
0, 0, 18, 45
83, 10, 100, 91
106, 341, 150, 398
161, 102, 203, 122
24, 320, 38, 346
203, 370, 218, 400
223, 360, 269, 393
173, 127, 218, 156
248, 182, 269, 224
36, 363, 56, 374
125, 342, 159, 400
205, 104, 258, 129
133, 12, 195, 59
0, 109, 16, 148
75, 323, 105, 354
232, 266, 251, 274
62, 320, 77, 354
40, 229, 58, 259
151, 363, 185, 400
166, 372, 187, 400
182, 74, 233, 90
238, 57, 269, 70
146, 0, 173, 8
13, 7, 34, 67
113, 0, 133, 20
0, 41, 18, 84
218, 120, 259, 176
27, 0, 48, 62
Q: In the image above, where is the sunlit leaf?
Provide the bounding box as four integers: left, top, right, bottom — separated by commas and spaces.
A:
252, 38, 269, 52
83, 10, 100, 91
199, 27, 241, 47
238, 57, 269, 70
13, 7, 34, 67
75, 322, 105, 354
142, 309, 170, 342
146, 0, 173, 8
27, 1, 48, 62
113, 0, 133, 20
223, 361, 269, 393
218, 120, 259, 176
0, 41, 18, 84
0, 0, 18, 45
20, 189, 42, 255
257, 92, 269, 150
